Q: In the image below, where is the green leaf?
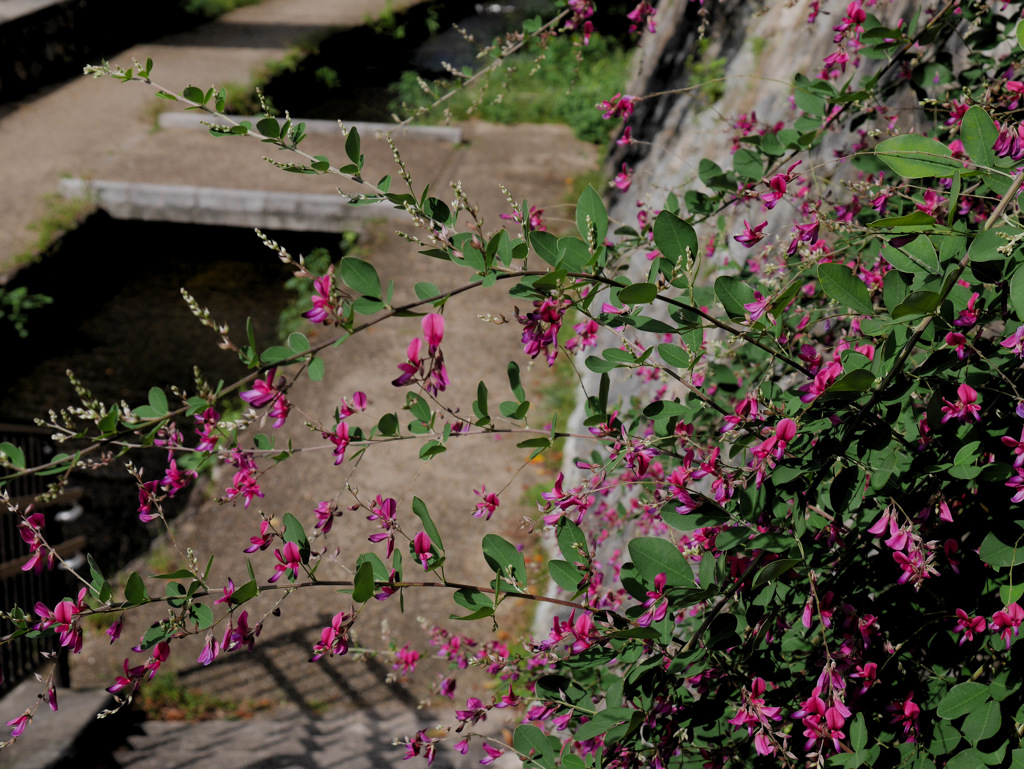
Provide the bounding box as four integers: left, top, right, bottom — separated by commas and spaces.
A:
508, 361, 526, 402
124, 572, 149, 605
947, 749, 985, 769
260, 345, 294, 364
557, 521, 589, 565
658, 343, 690, 369
453, 588, 492, 613
979, 531, 1022, 569
938, 682, 991, 720
733, 148, 763, 181
191, 603, 214, 631
869, 211, 937, 231
892, 290, 941, 319
818, 263, 874, 315
653, 210, 698, 259
715, 276, 756, 320
352, 560, 375, 603
961, 699, 1000, 745
1009, 264, 1024, 321
256, 117, 280, 138
514, 724, 557, 769
414, 282, 440, 301
961, 106, 998, 168
282, 512, 310, 563
411, 497, 444, 552
308, 356, 325, 381
530, 230, 561, 266
152, 568, 194, 580
0, 442, 25, 469
231, 579, 258, 604
827, 369, 875, 392
1018, 19, 1024, 50
618, 282, 658, 304
148, 387, 169, 415
751, 558, 800, 589
345, 126, 361, 165
339, 257, 381, 298
549, 559, 586, 592
576, 185, 608, 247
628, 537, 695, 587
287, 332, 310, 353
482, 534, 527, 592
876, 134, 961, 178
970, 226, 1022, 263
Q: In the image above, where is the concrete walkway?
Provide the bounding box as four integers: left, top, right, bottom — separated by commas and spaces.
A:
0, 0, 425, 277
0, 0, 600, 767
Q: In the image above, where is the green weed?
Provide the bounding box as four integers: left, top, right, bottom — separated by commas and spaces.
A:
389, 34, 631, 144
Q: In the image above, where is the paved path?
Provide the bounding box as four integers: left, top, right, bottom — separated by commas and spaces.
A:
0, 0, 425, 277
0, 1, 600, 767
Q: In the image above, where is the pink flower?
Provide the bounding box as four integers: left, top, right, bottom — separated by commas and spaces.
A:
991, 603, 1024, 649
213, 578, 236, 605
480, 743, 506, 765
393, 643, 420, 675
270, 541, 302, 583
6, 711, 31, 738
240, 368, 281, 409
626, 1, 656, 34
310, 611, 351, 661
954, 609, 986, 646
940, 383, 981, 423
414, 531, 434, 570
314, 500, 339, 533
599, 93, 636, 120
367, 495, 398, 557
613, 163, 633, 192
473, 487, 500, 520
735, 220, 767, 248
945, 331, 968, 360
302, 268, 336, 325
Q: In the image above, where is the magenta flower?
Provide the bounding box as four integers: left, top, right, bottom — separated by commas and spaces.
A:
940, 383, 981, 423
314, 500, 339, 533
480, 743, 506, 765
517, 297, 571, 366
197, 630, 221, 666
270, 541, 302, 583
137, 479, 160, 523
213, 578, 236, 605
240, 368, 280, 409
310, 611, 351, 661
613, 162, 634, 192
954, 292, 979, 329
106, 616, 123, 644
302, 268, 336, 325
107, 658, 147, 695
991, 603, 1024, 649
326, 421, 350, 466
34, 587, 87, 653
1001, 326, 1024, 358
414, 531, 433, 570
473, 486, 500, 520
7, 711, 31, 738
193, 407, 221, 451
221, 610, 260, 654
637, 572, 668, 627
945, 331, 969, 360
393, 643, 420, 675
735, 220, 767, 248
392, 314, 449, 395
954, 609, 986, 646
599, 92, 636, 120
367, 495, 398, 556
626, 0, 656, 34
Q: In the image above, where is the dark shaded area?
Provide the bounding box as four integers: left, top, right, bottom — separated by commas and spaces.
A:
0, 215, 346, 577
258, 0, 554, 121
0, 0, 245, 106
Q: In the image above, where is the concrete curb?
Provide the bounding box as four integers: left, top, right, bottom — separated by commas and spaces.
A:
58, 178, 410, 232
158, 113, 464, 144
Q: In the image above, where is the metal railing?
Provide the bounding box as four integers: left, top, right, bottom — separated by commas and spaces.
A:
0, 423, 82, 696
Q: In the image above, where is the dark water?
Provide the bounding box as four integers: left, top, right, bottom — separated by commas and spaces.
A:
260, 0, 555, 121
0, 216, 345, 570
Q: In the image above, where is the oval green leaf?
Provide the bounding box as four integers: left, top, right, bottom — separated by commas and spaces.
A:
876, 134, 961, 178
818, 263, 874, 315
